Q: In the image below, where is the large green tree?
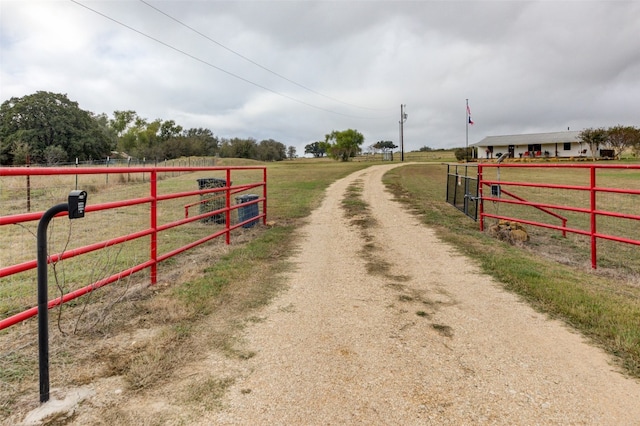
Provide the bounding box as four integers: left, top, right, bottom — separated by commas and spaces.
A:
325, 129, 364, 161
0, 91, 114, 165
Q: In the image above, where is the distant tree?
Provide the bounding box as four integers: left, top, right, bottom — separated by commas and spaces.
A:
110, 110, 138, 138
162, 127, 219, 159
257, 139, 286, 161
111, 115, 192, 161
138, 119, 164, 162
219, 137, 257, 159
93, 113, 118, 153
304, 141, 327, 158
418, 145, 434, 152
163, 137, 192, 159
0, 91, 112, 165
325, 129, 365, 161
159, 120, 183, 141
184, 128, 219, 156
110, 110, 142, 156
287, 145, 297, 159
218, 139, 232, 158
606, 125, 640, 159
626, 128, 640, 157
578, 127, 607, 160
373, 140, 397, 153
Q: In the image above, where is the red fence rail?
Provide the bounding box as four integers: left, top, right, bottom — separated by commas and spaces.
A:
0, 165, 267, 330
478, 163, 640, 269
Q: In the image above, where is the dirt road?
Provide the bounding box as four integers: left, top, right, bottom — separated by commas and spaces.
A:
210, 164, 640, 425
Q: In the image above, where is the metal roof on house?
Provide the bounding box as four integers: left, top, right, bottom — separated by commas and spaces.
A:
472, 131, 581, 147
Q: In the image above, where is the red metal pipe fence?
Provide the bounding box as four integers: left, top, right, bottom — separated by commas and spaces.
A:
0, 165, 267, 330
478, 162, 640, 269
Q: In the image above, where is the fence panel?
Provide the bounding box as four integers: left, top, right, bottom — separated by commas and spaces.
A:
0, 165, 267, 330
477, 163, 640, 269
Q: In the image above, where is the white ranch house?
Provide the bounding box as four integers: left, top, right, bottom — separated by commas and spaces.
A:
472, 131, 612, 160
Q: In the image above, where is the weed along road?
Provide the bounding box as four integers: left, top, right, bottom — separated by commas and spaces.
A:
212, 164, 640, 425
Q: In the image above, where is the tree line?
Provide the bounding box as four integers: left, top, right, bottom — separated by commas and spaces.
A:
304, 134, 393, 160
0, 91, 299, 165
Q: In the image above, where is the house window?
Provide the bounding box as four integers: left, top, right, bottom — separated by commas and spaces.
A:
563, 142, 571, 151
527, 144, 542, 157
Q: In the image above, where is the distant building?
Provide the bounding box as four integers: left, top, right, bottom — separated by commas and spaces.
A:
472, 131, 601, 160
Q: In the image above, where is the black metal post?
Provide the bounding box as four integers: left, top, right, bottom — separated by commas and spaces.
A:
37, 203, 69, 403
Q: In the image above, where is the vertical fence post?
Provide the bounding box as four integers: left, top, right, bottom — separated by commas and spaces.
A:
590, 166, 598, 269
26, 156, 31, 213
478, 164, 485, 231
263, 167, 268, 225
445, 164, 451, 207
225, 168, 231, 245
150, 170, 158, 284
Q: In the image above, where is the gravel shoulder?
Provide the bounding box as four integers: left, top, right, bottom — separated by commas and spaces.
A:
210, 164, 640, 425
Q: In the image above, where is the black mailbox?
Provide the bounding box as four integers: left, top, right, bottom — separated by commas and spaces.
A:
68, 190, 87, 219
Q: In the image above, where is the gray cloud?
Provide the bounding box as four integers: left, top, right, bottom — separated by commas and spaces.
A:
1, 0, 639, 154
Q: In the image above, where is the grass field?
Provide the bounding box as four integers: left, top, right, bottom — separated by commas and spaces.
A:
1, 153, 640, 418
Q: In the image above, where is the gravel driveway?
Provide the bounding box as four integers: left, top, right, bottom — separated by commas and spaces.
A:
211, 164, 640, 425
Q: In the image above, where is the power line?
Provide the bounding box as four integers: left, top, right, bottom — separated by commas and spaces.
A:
139, 0, 382, 112
69, 0, 377, 119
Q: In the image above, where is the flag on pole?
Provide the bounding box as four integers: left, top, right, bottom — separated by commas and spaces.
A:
467, 104, 474, 125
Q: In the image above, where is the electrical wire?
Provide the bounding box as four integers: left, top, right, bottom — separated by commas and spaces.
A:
139, 0, 384, 112
70, 0, 379, 119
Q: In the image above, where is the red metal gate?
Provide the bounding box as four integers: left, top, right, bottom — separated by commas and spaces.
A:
478, 163, 640, 269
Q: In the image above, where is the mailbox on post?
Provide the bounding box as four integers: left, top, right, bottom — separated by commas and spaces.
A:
68, 190, 87, 219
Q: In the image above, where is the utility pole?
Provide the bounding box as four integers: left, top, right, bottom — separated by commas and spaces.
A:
400, 104, 408, 162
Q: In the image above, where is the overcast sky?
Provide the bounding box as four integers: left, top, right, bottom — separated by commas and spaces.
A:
2, 0, 639, 155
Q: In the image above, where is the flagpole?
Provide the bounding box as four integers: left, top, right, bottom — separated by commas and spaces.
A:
465, 98, 469, 162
